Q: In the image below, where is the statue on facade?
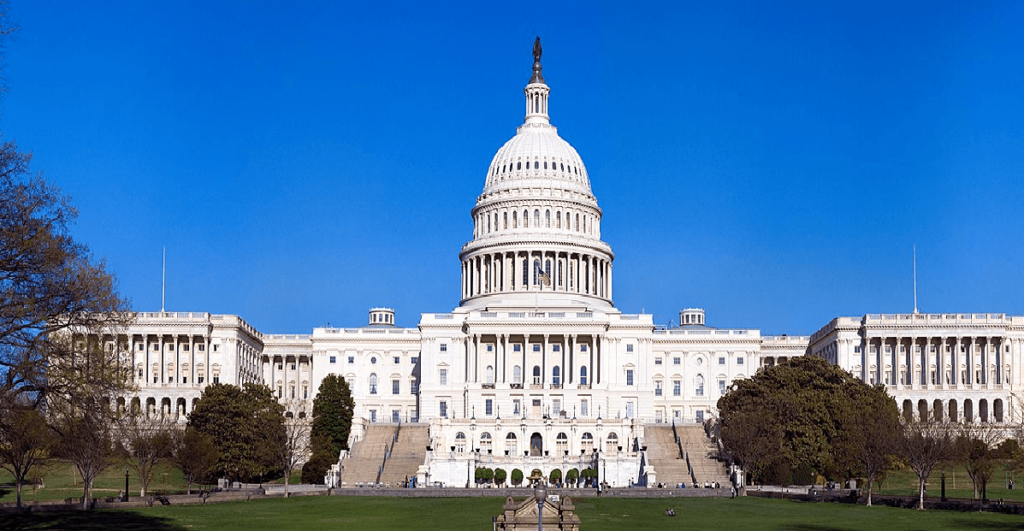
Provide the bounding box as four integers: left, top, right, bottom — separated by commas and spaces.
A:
530, 37, 545, 83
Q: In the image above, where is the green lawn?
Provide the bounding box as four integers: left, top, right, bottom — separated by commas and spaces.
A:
0, 460, 190, 503
4, 495, 1024, 531
869, 463, 1022, 501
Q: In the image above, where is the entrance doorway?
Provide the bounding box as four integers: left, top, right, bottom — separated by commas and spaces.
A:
530, 433, 543, 456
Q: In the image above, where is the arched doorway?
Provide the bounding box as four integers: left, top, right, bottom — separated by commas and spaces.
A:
530, 433, 543, 456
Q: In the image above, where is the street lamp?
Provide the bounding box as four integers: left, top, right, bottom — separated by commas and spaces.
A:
124, 467, 130, 502
534, 482, 547, 531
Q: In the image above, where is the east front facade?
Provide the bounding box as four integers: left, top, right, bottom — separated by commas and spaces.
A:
97, 41, 1023, 488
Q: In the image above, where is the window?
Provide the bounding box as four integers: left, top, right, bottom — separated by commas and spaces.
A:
369, 374, 378, 395
290, 363, 296, 370
695, 375, 704, 397
673, 380, 681, 396
581, 345, 587, 352
439, 401, 448, 417
370, 356, 377, 365
580, 366, 588, 385
392, 379, 400, 395
392, 410, 400, 422
506, 432, 518, 455
552, 399, 561, 416
552, 366, 561, 385
533, 344, 541, 352
513, 399, 521, 415
626, 402, 634, 418
439, 368, 448, 385
198, 344, 205, 352
580, 400, 588, 417
485, 399, 493, 416
626, 344, 634, 353
198, 376, 204, 384
718, 357, 725, 365
513, 365, 522, 384
655, 381, 663, 396
854, 346, 861, 353
411, 356, 419, 364
348, 356, 354, 364
736, 357, 744, 365
370, 410, 377, 422
553, 345, 560, 352
394, 357, 400, 364
532, 365, 541, 384
213, 376, 219, 384
673, 357, 681, 365
487, 344, 493, 352
330, 356, 336, 364
486, 365, 494, 385
303, 386, 308, 399
440, 343, 447, 352
719, 379, 726, 395
411, 380, 418, 395
513, 344, 521, 352
626, 369, 634, 386
655, 357, 662, 365
455, 432, 467, 452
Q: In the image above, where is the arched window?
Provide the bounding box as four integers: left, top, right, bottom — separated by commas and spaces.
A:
522, 259, 528, 286
543, 161, 548, 169
581, 432, 594, 453
369, 373, 378, 395
556, 211, 561, 228
523, 210, 529, 228
513, 365, 522, 384
695, 374, 704, 397
503, 212, 508, 229
534, 161, 539, 169
552, 366, 561, 386
517, 161, 521, 170
513, 211, 518, 228
556, 432, 568, 455
505, 432, 518, 455
533, 365, 541, 385
481, 432, 493, 453
575, 213, 580, 231
545, 260, 551, 281
487, 216, 491, 233
557, 261, 563, 287
534, 209, 540, 227
533, 259, 541, 285
486, 365, 494, 385
605, 432, 619, 452
455, 432, 467, 452
546, 210, 551, 227
580, 366, 588, 385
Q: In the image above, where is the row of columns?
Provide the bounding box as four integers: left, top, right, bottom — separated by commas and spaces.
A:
474, 206, 598, 239
135, 334, 213, 387
462, 250, 611, 301
857, 336, 1009, 389
900, 396, 1006, 423
464, 334, 603, 388
264, 355, 312, 400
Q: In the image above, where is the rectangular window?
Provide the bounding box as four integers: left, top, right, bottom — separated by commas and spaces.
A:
412, 356, 419, 364
213, 345, 218, 352
581, 345, 588, 352
719, 379, 726, 395
655, 381, 662, 396
198, 344, 205, 352
330, 356, 336, 364
552, 399, 561, 416
673, 380, 681, 396
673, 357, 681, 365
169, 377, 174, 383
553, 345, 560, 352
626, 344, 634, 353
580, 399, 588, 417
533, 344, 541, 352
718, 356, 725, 365
392, 410, 400, 423
348, 356, 354, 364
626, 369, 634, 386
439, 401, 448, 417
198, 376, 204, 384
290, 363, 296, 370
370, 410, 377, 423
655, 357, 662, 365
392, 379, 400, 395
514, 344, 521, 352
394, 357, 400, 364
213, 376, 220, 384
183, 377, 188, 384
440, 343, 447, 352
854, 346, 861, 353
487, 345, 493, 352
737, 357, 744, 365
626, 401, 634, 418
183, 344, 190, 352
439, 368, 448, 385
485, 399, 493, 416
513, 399, 521, 415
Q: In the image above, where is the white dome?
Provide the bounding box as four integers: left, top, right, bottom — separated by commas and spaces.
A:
483, 122, 592, 197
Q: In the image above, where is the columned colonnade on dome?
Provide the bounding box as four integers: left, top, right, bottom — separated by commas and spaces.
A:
461, 250, 611, 301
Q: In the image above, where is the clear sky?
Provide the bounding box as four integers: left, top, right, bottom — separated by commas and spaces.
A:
4, 1, 1023, 335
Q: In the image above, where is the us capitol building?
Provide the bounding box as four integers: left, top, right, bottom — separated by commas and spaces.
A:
105, 41, 1024, 488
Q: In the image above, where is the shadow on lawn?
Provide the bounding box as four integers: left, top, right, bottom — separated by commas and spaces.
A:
948, 519, 1024, 531
0, 510, 182, 531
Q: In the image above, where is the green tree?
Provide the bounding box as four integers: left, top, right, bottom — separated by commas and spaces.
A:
187, 383, 285, 482
310, 375, 355, 456
718, 356, 894, 485
565, 468, 579, 487
549, 468, 562, 485
301, 434, 336, 485
847, 383, 901, 506
494, 468, 507, 485
511, 468, 524, 486
174, 428, 219, 495
0, 406, 49, 512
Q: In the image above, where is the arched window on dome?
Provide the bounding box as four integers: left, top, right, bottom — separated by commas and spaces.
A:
543, 161, 547, 170
523, 210, 529, 228
561, 163, 565, 172
556, 211, 561, 229
534, 161, 539, 170
522, 259, 528, 287
534, 210, 540, 227
532, 259, 540, 285
512, 211, 518, 228
546, 210, 551, 227
575, 214, 580, 232
487, 216, 491, 233
494, 213, 499, 232
517, 161, 522, 170
558, 261, 563, 287
503, 212, 508, 230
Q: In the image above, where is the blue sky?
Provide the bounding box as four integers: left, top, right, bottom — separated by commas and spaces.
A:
4, 1, 1023, 335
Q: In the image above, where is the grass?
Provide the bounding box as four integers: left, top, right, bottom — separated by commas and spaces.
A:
4, 495, 1024, 531
869, 463, 1023, 501
0, 460, 190, 503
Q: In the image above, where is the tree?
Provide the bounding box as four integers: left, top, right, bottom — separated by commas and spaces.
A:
187, 383, 285, 482
565, 468, 579, 487
549, 468, 562, 485
901, 420, 954, 510
956, 422, 1000, 502
118, 413, 179, 497
310, 375, 355, 456
51, 404, 116, 509
494, 468, 507, 485
475, 466, 493, 486
511, 468, 524, 486
301, 434, 335, 485
718, 356, 895, 485
276, 417, 309, 497
847, 384, 901, 506
174, 428, 218, 495
0, 406, 49, 512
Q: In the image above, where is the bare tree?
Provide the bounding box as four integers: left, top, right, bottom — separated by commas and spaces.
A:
174, 428, 218, 496
955, 422, 1000, 502
51, 403, 116, 509
276, 417, 310, 497
0, 405, 49, 512
901, 420, 954, 510
118, 413, 179, 497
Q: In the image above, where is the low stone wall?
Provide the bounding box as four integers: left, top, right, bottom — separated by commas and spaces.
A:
329, 487, 730, 499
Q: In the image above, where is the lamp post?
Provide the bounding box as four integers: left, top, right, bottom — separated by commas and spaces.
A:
534, 482, 547, 531
124, 467, 130, 502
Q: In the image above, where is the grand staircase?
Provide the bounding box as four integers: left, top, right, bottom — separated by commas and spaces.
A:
379, 424, 429, 487
339, 424, 398, 486
645, 424, 731, 487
